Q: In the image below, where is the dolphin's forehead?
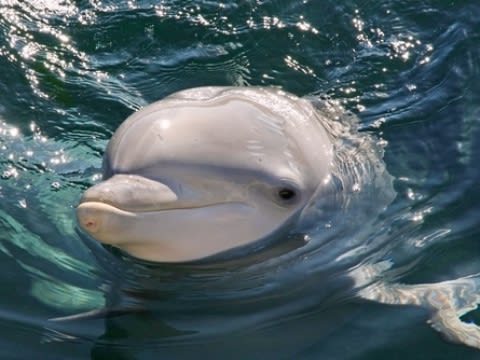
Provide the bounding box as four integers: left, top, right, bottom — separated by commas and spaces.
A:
105, 88, 333, 188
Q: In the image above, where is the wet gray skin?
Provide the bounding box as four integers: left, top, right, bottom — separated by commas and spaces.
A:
77, 87, 333, 262
74, 87, 480, 350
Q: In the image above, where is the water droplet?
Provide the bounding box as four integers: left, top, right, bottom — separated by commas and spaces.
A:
51, 182, 61, 190
1, 168, 18, 179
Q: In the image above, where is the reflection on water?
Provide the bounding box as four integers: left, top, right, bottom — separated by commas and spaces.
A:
0, 0, 480, 359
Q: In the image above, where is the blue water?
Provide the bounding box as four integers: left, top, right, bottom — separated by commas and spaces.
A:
0, 1, 480, 359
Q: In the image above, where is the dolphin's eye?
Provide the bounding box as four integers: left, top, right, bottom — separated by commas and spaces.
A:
278, 188, 296, 200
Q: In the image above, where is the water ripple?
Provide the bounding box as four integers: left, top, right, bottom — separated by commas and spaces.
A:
0, 0, 480, 358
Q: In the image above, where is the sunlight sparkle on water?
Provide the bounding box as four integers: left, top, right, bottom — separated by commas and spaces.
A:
18, 199, 27, 208
8, 127, 18, 137
20, 43, 39, 60
49, 150, 67, 165
414, 228, 451, 248
296, 17, 318, 34
390, 39, 416, 61
1, 167, 19, 179
284, 55, 315, 76
412, 212, 423, 222
420, 56, 431, 65
51, 181, 61, 190
323, 174, 332, 185
263, 16, 285, 30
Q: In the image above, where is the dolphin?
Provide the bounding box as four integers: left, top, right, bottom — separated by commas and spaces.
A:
73, 87, 480, 351
76, 87, 334, 262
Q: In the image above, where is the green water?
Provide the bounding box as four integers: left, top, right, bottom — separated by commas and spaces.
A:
0, 0, 480, 359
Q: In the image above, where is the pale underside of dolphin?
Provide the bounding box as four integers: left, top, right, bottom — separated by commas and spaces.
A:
73, 86, 480, 351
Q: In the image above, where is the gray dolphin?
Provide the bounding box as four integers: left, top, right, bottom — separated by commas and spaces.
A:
77, 87, 333, 262
73, 87, 480, 350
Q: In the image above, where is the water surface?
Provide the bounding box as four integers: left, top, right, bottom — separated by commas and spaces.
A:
0, 0, 480, 359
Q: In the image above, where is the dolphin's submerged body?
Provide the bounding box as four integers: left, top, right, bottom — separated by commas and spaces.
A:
76, 87, 480, 350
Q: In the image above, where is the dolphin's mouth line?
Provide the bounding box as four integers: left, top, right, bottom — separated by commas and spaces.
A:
77, 200, 249, 214
76, 200, 253, 236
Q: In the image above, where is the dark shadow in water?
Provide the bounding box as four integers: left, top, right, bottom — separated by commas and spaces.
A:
85, 252, 358, 360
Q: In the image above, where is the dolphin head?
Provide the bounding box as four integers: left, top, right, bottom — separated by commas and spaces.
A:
77, 87, 333, 262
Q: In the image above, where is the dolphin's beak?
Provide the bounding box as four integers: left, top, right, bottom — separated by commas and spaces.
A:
76, 174, 177, 239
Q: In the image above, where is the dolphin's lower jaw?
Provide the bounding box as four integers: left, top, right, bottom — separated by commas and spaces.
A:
76, 201, 269, 263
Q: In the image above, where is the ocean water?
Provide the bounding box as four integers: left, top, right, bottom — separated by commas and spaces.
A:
0, 0, 479, 359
